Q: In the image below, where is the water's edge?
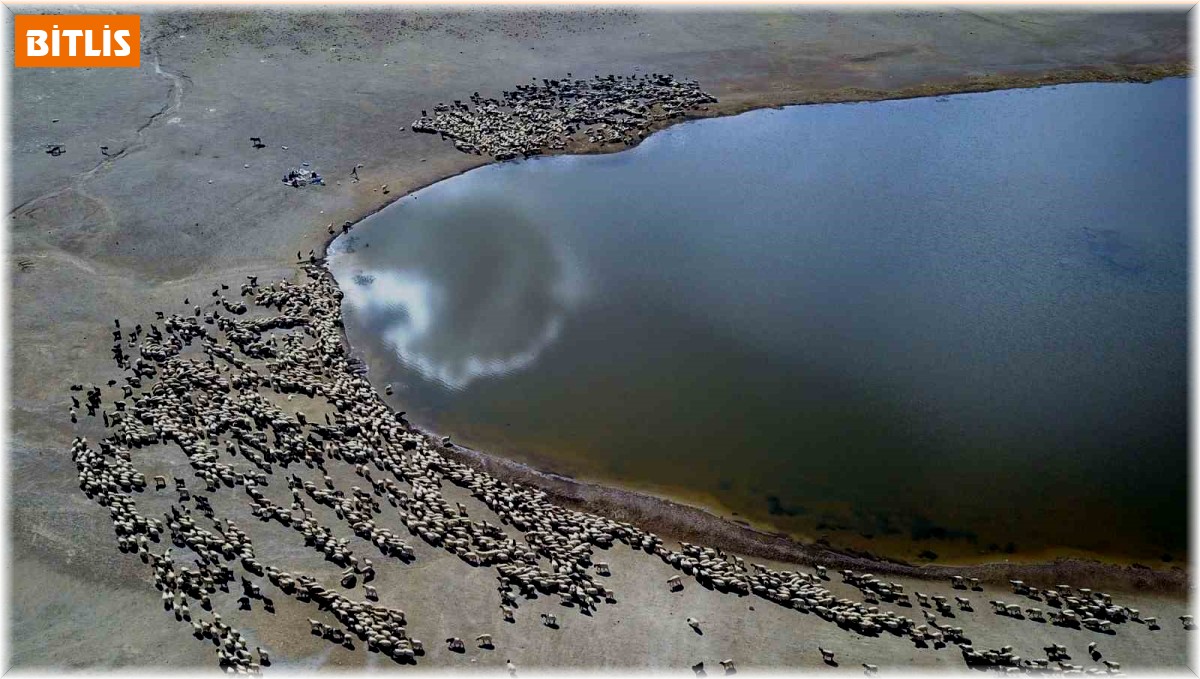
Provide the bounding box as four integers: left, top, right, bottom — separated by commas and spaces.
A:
317, 63, 1191, 592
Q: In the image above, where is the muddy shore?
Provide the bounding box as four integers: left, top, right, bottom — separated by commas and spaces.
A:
428, 434, 1189, 596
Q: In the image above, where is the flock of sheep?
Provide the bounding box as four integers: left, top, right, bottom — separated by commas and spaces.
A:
70, 264, 673, 671
410, 72, 718, 160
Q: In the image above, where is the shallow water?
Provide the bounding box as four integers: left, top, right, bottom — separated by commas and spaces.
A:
329, 78, 1188, 563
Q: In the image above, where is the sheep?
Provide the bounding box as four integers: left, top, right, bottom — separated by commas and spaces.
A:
476, 633, 493, 648
819, 647, 836, 665
1044, 643, 1069, 660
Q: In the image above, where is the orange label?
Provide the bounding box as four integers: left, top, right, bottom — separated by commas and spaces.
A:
14, 15, 140, 68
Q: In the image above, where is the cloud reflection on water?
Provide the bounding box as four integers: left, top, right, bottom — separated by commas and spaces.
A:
333, 197, 584, 390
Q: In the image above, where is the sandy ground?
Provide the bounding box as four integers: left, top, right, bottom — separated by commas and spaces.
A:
7, 7, 1191, 671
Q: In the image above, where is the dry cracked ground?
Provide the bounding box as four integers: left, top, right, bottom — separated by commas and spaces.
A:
8, 7, 1191, 671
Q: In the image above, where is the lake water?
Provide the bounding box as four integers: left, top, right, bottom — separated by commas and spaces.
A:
329, 78, 1188, 564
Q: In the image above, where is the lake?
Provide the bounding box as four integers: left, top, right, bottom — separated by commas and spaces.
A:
329, 77, 1188, 564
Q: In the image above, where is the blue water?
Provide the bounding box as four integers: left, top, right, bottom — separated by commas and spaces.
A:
330, 78, 1188, 562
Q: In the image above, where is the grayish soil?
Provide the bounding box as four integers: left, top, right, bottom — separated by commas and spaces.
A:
7, 7, 1190, 670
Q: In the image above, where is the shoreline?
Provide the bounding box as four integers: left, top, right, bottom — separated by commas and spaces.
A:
433, 435, 1188, 596
316, 62, 1190, 595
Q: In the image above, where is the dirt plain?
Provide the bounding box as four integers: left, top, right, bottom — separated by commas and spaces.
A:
7, 6, 1192, 671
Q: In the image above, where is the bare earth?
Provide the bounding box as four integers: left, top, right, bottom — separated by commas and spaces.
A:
8, 7, 1190, 671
